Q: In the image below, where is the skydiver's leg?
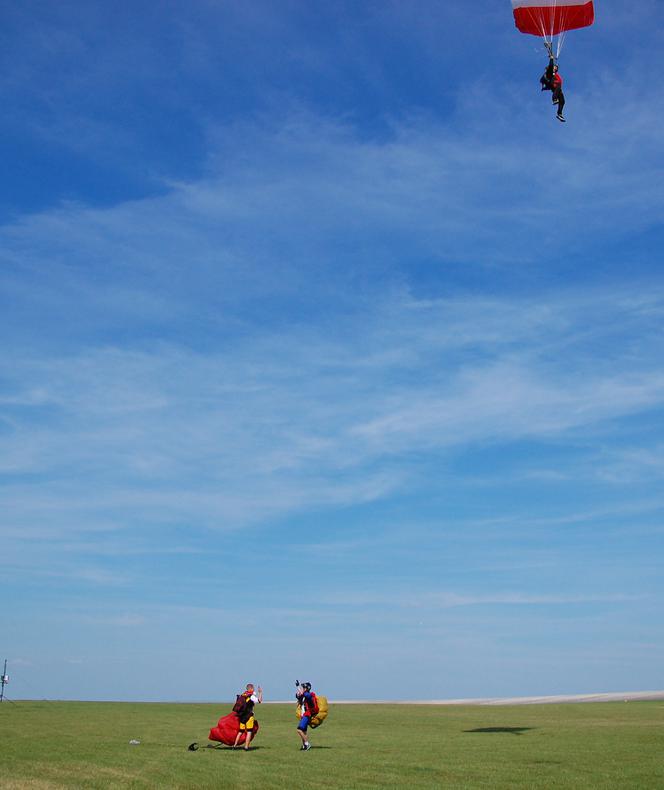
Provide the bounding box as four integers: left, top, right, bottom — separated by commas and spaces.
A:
297, 716, 311, 748
556, 91, 565, 115
244, 716, 254, 752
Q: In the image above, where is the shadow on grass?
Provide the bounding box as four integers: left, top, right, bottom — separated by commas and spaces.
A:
463, 727, 535, 735
201, 744, 333, 751
202, 744, 268, 751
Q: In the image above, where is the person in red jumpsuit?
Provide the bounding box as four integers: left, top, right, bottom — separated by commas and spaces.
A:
540, 56, 566, 122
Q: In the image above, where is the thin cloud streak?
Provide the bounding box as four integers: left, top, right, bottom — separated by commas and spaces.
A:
2, 285, 664, 539
321, 591, 642, 609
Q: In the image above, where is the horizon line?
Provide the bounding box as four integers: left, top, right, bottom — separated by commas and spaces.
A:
6, 690, 664, 706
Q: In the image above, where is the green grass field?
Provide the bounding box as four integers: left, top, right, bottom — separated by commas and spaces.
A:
1, 700, 663, 789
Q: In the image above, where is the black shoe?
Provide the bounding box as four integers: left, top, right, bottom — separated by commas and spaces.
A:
557, 113, 566, 122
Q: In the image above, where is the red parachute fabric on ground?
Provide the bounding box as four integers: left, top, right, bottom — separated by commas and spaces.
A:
208, 712, 259, 746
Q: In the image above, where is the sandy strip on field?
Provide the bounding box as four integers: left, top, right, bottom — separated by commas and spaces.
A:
324, 690, 664, 705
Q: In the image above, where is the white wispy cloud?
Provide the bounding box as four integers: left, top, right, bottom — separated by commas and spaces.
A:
321, 590, 641, 609
2, 284, 663, 538
2, 59, 664, 564
82, 613, 147, 627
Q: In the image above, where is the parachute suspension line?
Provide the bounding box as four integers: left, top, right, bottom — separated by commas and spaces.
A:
555, 0, 566, 58
556, 30, 566, 59
551, 0, 559, 58
548, 0, 557, 45
537, 13, 550, 49
537, 0, 562, 59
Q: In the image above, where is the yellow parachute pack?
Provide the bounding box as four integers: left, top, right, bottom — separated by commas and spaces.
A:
295, 693, 329, 728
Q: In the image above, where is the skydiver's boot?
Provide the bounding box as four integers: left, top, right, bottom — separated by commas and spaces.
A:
557, 113, 566, 122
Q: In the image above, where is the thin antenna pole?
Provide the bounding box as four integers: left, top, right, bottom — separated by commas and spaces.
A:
0, 659, 7, 702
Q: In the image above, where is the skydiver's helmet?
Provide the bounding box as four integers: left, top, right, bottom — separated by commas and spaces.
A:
302, 682, 312, 691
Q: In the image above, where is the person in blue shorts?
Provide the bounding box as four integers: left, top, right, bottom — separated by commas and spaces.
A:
295, 681, 317, 751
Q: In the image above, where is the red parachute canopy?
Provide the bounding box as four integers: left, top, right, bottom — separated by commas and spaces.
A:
208, 712, 259, 746
512, 0, 594, 38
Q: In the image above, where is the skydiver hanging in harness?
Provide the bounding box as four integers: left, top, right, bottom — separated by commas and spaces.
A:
539, 43, 565, 122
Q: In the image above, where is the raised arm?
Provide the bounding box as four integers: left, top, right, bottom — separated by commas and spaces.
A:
545, 57, 555, 82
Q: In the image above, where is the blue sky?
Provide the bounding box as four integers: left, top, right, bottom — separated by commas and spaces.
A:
1, 1, 663, 702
